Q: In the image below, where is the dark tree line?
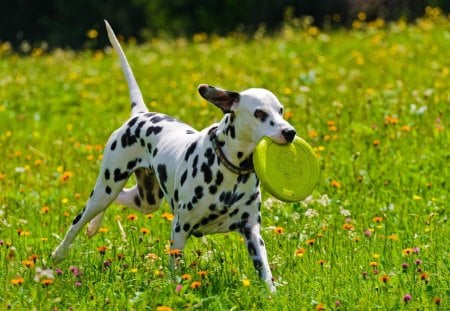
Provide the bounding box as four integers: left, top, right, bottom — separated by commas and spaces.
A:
1, 0, 448, 49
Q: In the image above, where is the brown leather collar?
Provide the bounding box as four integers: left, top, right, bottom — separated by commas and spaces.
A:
209, 127, 254, 175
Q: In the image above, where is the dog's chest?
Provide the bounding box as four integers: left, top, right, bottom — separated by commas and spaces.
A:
174, 153, 260, 236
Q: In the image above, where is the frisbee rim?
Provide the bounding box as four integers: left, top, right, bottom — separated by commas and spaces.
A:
253, 136, 319, 202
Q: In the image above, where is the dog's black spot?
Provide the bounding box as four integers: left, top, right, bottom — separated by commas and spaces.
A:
270, 121, 275, 127
90, 190, 94, 197
127, 158, 139, 170
193, 223, 200, 230
239, 157, 253, 169
185, 142, 197, 161
219, 206, 228, 215
229, 208, 239, 217
209, 185, 217, 194
195, 186, 203, 199
183, 223, 191, 232
137, 185, 145, 198
241, 226, 252, 240
245, 192, 259, 205
72, 207, 86, 225
158, 189, 164, 199
147, 193, 156, 205
229, 222, 238, 231
114, 168, 129, 182
111, 140, 117, 151
254, 109, 268, 122
200, 163, 213, 184
121, 128, 137, 148
135, 121, 146, 138
237, 173, 250, 184
104, 169, 110, 180
253, 258, 263, 271
153, 148, 158, 157
146, 126, 163, 136
215, 171, 224, 186
225, 124, 236, 139
127, 116, 139, 127
134, 195, 141, 207
208, 204, 216, 211
174, 189, 179, 202
140, 139, 145, 147
187, 202, 193, 210
192, 231, 203, 237
237, 151, 243, 159
257, 215, 261, 224
72, 213, 82, 225
105, 186, 112, 195
150, 115, 176, 124
157, 164, 168, 193
175, 224, 181, 233
147, 143, 152, 154
209, 214, 218, 221
247, 241, 256, 256
180, 170, 188, 187
241, 212, 250, 220
192, 155, 198, 178
220, 191, 244, 206
204, 148, 215, 166
201, 217, 209, 226
131, 101, 137, 108
259, 238, 265, 246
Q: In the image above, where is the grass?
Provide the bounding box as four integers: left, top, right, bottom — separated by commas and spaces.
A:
1, 8, 449, 310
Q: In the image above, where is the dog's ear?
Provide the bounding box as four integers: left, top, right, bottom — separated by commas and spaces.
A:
198, 84, 240, 113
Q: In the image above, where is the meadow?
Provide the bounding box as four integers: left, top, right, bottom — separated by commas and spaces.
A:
0, 7, 449, 310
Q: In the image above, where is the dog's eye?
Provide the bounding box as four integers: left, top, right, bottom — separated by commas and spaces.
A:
254, 109, 268, 122
279, 107, 284, 115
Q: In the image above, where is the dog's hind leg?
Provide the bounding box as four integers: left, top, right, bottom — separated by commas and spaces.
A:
52, 172, 128, 263
115, 168, 164, 214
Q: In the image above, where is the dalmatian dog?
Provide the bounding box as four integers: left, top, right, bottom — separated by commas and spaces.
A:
52, 21, 296, 292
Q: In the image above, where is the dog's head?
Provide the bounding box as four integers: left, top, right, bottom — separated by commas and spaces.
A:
198, 84, 296, 145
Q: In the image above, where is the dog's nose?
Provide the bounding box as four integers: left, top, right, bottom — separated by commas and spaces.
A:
282, 129, 296, 143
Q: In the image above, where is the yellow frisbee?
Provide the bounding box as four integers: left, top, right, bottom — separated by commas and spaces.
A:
253, 136, 320, 202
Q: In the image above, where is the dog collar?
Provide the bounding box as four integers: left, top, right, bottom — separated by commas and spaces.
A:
209, 127, 254, 175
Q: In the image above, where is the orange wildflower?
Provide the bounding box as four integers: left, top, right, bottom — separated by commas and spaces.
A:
181, 274, 192, 281
273, 226, 285, 234
60, 171, 73, 183
41, 279, 54, 286
342, 223, 354, 230
22, 260, 35, 268
10, 278, 25, 285
140, 228, 150, 234
127, 214, 138, 221
161, 212, 174, 221
330, 180, 342, 188
295, 248, 306, 257
373, 216, 383, 223
379, 275, 390, 283
97, 246, 108, 255
306, 239, 316, 246
190, 281, 201, 289
41, 206, 50, 214
167, 249, 182, 257
198, 270, 208, 278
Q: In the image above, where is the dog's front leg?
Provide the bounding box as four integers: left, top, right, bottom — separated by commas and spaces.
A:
241, 224, 276, 292
168, 216, 189, 274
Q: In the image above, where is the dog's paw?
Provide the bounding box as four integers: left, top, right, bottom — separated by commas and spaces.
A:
51, 246, 68, 264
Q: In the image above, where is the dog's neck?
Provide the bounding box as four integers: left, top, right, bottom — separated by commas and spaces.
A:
212, 113, 255, 173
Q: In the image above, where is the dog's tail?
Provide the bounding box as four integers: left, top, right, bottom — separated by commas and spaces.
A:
105, 20, 148, 116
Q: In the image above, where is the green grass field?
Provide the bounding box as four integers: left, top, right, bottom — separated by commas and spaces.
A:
1, 8, 449, 310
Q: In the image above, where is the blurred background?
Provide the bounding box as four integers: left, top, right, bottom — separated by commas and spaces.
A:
1, 0, 449, 50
